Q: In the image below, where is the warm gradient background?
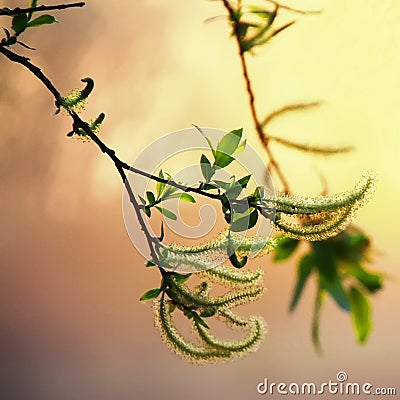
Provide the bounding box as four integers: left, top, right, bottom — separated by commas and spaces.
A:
1, 1, 399, 399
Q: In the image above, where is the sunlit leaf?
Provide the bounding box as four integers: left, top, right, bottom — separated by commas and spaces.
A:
216, 128, 243, 157
156, 170, 165, 198
214, 151, 235, 169
166, 193, 196, 203
348, 286, 372, 343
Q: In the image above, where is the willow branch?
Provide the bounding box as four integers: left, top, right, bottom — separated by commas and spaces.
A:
0, 44, 222, 202
0, 2, 85, 16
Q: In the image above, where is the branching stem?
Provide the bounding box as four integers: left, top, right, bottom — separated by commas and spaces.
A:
221, 0, 291, 194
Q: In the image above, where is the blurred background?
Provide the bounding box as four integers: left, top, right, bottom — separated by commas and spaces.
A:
1, 0, 399, 399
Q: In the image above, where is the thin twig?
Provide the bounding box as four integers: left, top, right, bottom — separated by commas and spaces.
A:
221, 0, 290, 194
269, 135, 354, 155
262, 101, 321, 127
0, 2, 85, 16
265, 0, 321, 15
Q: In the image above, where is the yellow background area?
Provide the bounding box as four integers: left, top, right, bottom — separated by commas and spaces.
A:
0, 1, 399, 399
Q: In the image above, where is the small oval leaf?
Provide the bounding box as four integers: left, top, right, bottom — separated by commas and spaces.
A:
140, 288, 161, 301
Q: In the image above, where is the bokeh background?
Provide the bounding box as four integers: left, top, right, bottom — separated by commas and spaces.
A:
1, 0, 399, 399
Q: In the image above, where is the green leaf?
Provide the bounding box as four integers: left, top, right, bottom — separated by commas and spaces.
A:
192, 311, 210, 329
214, 152, 235, 169
225, 182, 244, 200
145, 260, 155, 268
200, 307, 217, 318
156, 170, 165, 198
155, 206, 177, 220
27, 15, 57, 28
29, 0, 38, 8
312, 288, 323, 353
194, 125, 215, 157
138, 195, 146, 205
229, 252, 248, 268
237, 174, 251, 188
165, 192, 196, 203
171, 273, 191, 284
348, 286, 372, 343
16, 40, 36, 50
233, 139, 247, 155
290, 253, 315, 311
216, 128, 243, 157
168, 302, 177, 313
230, 208, 258, 232
2, 27, 11, 39
146, 191, 156, 205
200, 154, 213, 182
201, 183, 219, 191
248, 6, 275, 21
274, 236, 300, 261
160, 174, 180, 198
12, 14, 29, 34
140, 288, 162, 301
213, 180, 231, 191
253, 186, 265, 201
312, 241, 337, 283
180, 193, 196, 203
346, 263, 383, 294
319, 274, 350, 311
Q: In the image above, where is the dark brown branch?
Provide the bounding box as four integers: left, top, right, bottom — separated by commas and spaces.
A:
0, 44, 166, 270
0, 45, 62, 102
0, 2, 85, 16
0, 45, 221, 204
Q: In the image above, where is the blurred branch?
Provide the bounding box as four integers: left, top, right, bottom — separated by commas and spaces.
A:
221, 0, 291, 194
261, 101, 321, 127
269, 135, 354, 155
265, 0, 321, 15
